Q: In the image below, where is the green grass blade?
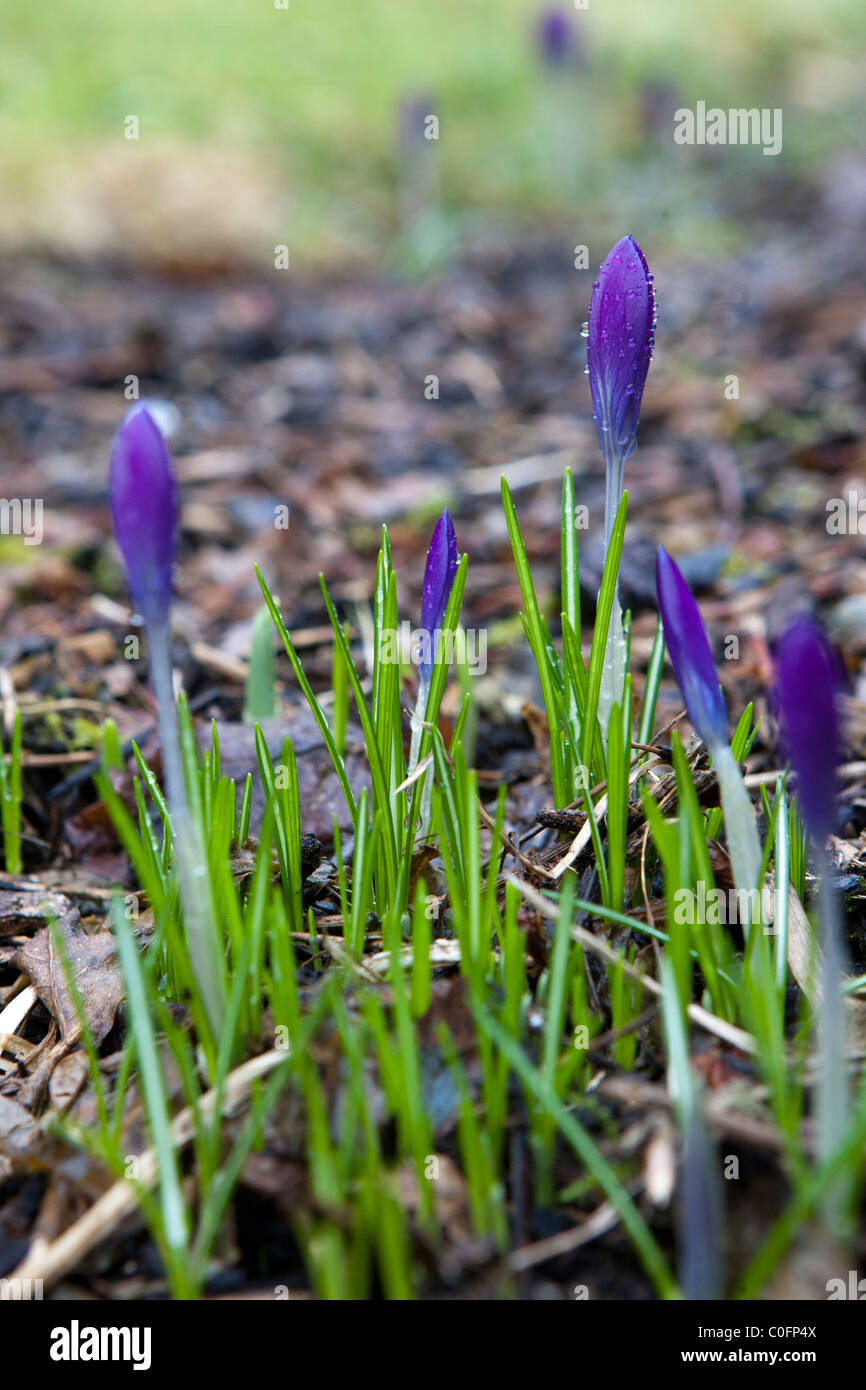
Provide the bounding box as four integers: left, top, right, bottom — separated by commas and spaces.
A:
474, 1005, 679, 1298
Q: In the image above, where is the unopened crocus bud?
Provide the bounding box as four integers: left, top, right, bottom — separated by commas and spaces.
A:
108, 405, 224, 1036
777, 619, 849, 1231
109, 404, 178, 623
587, 234, 655, 471
591, 235, 655, 734
775, 617, 842, 843
656, 547, 727, 752
420, 507, 459, 689
657, 545, 761, 896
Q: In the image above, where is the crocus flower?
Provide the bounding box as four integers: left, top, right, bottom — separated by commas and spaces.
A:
419, 508, 459, 690
536, 7, 573, 65
776, 618, 849, 1229
590, 236, 655, 739
109, 404, 178, 623
657, 546, 762, 900
587, 235, 656, 480
107, 404, 225, 1037
656, 547, 727, 752
774, 617, 842, 843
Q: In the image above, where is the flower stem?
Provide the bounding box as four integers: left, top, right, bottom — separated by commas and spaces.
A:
147, 617, 226, 1040
598, 446, 626, 741
713, 743, 762, 908
408, 679, 432, 835
816, 845, 851, 1239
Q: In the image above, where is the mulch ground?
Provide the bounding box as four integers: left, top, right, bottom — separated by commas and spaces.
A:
2, 157, 866, 1297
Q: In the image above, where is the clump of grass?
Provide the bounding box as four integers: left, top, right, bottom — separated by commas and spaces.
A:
0, 709, 22, 873
35, 251, 866, 1303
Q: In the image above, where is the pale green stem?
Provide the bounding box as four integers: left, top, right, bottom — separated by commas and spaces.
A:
147, 617, 225, 1039
712, 742, 762, 909
598, 446, 626, 742
598, 602, 626, 747
816, 846, 850, 1238
408, 679, 432, 836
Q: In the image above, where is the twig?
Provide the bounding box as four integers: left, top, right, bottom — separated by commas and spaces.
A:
507, 1183, 644, 1273
509, 876, 757, 1055
7, 1047, 290, 1297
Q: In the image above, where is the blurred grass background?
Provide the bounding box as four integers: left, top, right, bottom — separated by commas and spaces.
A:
0, 0, 864, 264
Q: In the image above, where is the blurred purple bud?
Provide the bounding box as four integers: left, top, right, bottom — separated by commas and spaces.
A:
536, 7, 573, 66
420, 507, 459, 686
775, 617, 843, 842
587, 234, 655, 465
109, 404, 178, 624
656, 546, 728, 751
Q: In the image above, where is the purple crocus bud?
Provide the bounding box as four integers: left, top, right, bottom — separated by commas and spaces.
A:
536, 7, 572, 66
109, 404, 178, 624
419, 507, 459, 688
587, 235, 655, 467
775, 617, 843, 842
656, 546, 728, 752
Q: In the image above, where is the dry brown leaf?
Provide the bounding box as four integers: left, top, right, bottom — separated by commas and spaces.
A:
13, 913, 123, 1046
0, 1095, 40, 1177
0, 882, 74, 937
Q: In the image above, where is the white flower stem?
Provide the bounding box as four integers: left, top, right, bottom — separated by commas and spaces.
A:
408, 679, 432, 836
147, 617, 225, 1039
603, 451, 625, 557
598, 449, 626, 743
816, 845, 850, 1238
712, 742, 762, 910
598, 600, 626, 747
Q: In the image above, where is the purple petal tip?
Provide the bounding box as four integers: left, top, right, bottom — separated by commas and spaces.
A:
109, 404, 178, 623
536, 7, 573, 65
587, 234, 656, 465
775, 616, 843, 841
420, 508, 459, 684
656, 546, 727, 751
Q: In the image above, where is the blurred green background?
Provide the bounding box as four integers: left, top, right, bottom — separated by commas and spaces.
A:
1, 0, 863, 264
